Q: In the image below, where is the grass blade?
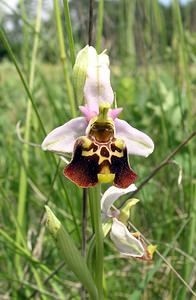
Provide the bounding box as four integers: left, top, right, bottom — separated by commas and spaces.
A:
63, 0, 76, 66
53, 0, 76, 117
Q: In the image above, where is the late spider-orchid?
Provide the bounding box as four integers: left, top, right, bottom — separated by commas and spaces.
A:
42, 46, 154, 188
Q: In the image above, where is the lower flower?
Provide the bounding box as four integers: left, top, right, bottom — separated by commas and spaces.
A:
101, 185, 156, 261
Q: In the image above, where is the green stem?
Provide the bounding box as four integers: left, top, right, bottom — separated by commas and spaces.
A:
53, 0, 76, 118
15, 0, 43, 277
172, 0, 192, 130
19, 0, 30, 73
96, 0, 104, 52
63, 0, 76, 66
125, 0, 136, 69
89, 185, 104, 299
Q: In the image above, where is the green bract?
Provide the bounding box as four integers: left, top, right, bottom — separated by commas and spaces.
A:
73, 45, 89, 104
45, 206, 98, 300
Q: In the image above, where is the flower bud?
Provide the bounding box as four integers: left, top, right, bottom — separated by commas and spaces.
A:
45, 205, 61, 239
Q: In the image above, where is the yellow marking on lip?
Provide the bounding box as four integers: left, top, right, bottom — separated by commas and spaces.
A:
98, 155, 111, 165
114, 139, 124, 149
82, 149, 95, 156
100, 165, 110, 174
98, 173, 115, 183
111, 150, 123, 158
81, 137, 92, 148
82, 147, 112, 164
98, 164, 115, 183
82, 143, 124, 165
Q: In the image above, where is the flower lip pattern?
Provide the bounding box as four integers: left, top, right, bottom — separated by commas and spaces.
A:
101, 185, 156, 260
41, 46, 154, 188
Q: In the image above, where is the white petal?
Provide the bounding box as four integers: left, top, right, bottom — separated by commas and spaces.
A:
101, 184, 137, 218
42, 117, 87, 153
84, 51, 114, 112
110, 218, 144, 257
115, 118, 154, 157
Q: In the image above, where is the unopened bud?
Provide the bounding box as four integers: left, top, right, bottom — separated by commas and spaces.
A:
45, 206, 61, 239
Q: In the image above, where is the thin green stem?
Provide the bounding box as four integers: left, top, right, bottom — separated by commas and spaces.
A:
31, 267, 47, 300
82, 189, 88, 257
53, 0, 76, 118
19, 0, 30, 73
96, 0, 104, 52
183, 184, 196, 285
89, 185, 104, 300
63, 0, 76, 66
125, 0, 136, 69
172, 0, 192, 130
15, 0, 43, 278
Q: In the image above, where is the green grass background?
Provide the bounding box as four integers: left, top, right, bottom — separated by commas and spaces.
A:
0, 0, 196, 299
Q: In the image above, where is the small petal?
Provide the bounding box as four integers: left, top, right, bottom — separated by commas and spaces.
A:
110, 218, 144, 257
101, 184, 137, 218
42, 117, 87, 153
84, 50, 114, 112
108, 108, 123, 120
115, 118, 154, 157
79, 105, 98, 122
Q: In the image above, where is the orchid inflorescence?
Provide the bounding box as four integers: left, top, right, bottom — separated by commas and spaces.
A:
42, 45, 155, 260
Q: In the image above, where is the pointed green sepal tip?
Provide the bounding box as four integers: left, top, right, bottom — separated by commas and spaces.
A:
45, 205, 61, 239
102, 219, 113, 237
118, 198, 140, 225
147, 244, 157, 259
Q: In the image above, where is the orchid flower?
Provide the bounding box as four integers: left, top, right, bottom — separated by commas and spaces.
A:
101, 185, 156, 260
42, 46, 154, 188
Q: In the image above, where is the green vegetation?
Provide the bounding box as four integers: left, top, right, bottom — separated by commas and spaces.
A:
0, 0, 195, 299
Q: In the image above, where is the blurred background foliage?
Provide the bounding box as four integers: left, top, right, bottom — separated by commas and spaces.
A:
0, 0, 196, 299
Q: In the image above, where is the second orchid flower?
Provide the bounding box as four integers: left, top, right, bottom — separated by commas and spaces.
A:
101, 184, 156, 260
